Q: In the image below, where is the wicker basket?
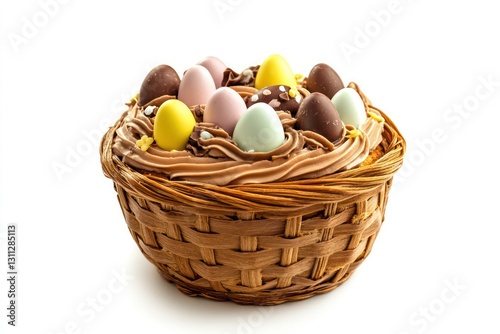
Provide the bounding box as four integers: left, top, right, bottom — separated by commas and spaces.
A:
100, 87, 405, 306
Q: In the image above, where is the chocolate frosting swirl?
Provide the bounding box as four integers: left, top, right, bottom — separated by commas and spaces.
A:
111, 83, 384, 186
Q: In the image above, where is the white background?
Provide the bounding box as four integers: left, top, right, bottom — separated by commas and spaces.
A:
1, 0, 499, 333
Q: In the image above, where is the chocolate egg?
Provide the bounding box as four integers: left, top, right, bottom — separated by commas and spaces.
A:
331, 88, 367, 128
204, 87, 246, 136
178, 65, 217, 107
296, 92, 344, 144
233, 102, 285, 152
153, 99, 196, 151
246, 85, 302, 116
306, 63, 344, 99
254, 54, 296, 90
139, 65, 180, 106
197, 56, 227, 88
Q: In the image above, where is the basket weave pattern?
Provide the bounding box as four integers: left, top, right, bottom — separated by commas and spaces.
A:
100, 101, 405, 305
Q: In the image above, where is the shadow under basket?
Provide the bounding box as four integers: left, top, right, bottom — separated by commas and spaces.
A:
100, 108, 405, 306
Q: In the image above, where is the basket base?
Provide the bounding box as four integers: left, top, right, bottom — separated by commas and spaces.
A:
155, 259, 364, 306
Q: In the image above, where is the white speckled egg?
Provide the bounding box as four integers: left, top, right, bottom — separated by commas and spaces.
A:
204, 87, 246, 136
232, 102, 285, 152
178, 65, 217, 107
331, 88, 367, 128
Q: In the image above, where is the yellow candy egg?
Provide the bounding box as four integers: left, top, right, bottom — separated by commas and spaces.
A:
153, 99, 196, 151
254, 54, 297, 90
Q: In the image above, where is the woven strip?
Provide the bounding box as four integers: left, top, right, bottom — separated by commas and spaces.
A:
100, 88, 406, 305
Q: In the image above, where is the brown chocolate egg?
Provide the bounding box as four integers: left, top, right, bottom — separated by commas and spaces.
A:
306, 63, 344, 99
296, 92, 344, 143
139, 65, 180, 106
246, 85, 302, 116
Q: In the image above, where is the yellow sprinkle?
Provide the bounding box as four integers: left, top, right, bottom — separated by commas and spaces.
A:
130, 93, 139, 104
295, 73, 304, 84
288, 88, 298, 98
136, 135, 154, 152
368, 111, 384, 122
346, 128, 364, 139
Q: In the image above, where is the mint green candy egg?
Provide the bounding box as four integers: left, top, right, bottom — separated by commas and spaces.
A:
331, 88, 367, 128
233, 103, 285, 152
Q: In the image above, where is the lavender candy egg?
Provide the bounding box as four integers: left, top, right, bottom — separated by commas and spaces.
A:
204, 87, 246, 136
246, 85, 302, 116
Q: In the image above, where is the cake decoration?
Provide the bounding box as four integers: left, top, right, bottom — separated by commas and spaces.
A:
153, 99, 196, 151
246, 85, 301, 116
112, 54, 387, 185
288, 87, 299, 98
136, 135, 154, 152
177, 65, 217, 107
200, 131, 213, 140
368, 111, 384, 122
294, 73, 305, 85
232, 102, 285, 152
295, 92, 344, 144
306, 63, 344, 99
143, 105, 156, 117
254, 54, 296, 90
222, 66, 259, 87
130, 93, 139, 104
138, 65, 180, 106
331, 87, 367, 128
345, 126, 364, 139
197, 56, 227, 88
203, 87, 246, 136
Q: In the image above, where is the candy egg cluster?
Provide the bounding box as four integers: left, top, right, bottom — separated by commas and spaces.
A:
136, 54, 371, 153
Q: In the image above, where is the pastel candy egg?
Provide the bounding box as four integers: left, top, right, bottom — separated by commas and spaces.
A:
139, 65, 180, 106
246, 85, 302, 116
331, 88, 367, 128
254, 54, 296, 90
197, 56, 227, 88
204, 87, 246, 136
296, 92, 344, 144
153, 99, 196, 151
233, 102, 285, 152
178, 65, 217, 107
306, 63, 344, 99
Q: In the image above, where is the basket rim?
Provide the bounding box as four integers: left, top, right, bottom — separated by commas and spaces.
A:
100, 92, 406, 213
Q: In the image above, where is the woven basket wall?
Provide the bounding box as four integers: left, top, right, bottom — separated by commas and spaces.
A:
100, 98, 405, 306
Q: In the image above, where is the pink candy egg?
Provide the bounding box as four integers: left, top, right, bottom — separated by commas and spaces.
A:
178, 65, 217, 107
204, 87, 246, 136
197, 56, 227, 88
